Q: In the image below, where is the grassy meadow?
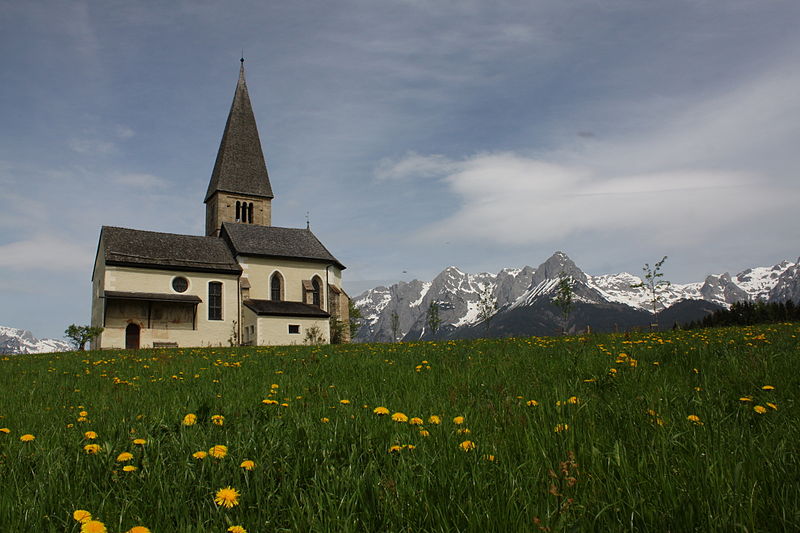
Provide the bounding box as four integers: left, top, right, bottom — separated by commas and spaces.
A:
1, 323, 798, 532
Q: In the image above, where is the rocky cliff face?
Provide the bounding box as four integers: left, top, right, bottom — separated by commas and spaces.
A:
0, 326, 72, 354
353, 253, 798, 342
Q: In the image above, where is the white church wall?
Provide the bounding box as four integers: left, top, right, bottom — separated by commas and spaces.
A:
256, 315, 330, 346
239, 256, 343, 309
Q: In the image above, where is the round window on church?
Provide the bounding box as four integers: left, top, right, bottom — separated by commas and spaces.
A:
172, 277, 189, 293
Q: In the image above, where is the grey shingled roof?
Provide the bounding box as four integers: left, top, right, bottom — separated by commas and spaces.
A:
101, 226, 241, 274
204, 62, 273, 202
221, 223, 345, 269
104, 291, 202, 304
244, 299, 330, 318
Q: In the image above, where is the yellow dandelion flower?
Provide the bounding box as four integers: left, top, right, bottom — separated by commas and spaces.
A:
80, 520, 107, 533
526, 400, 539, 406
739, 397, 753, 402
125, 527, 151, 533
753, 405, 767, 414
459, 440, 476, 451
388, 445, 403, 453
19, 433, 35, 442
373, 406, 390, 415
419, 429, 430, 437
122, 465, 137, 472
73, 509, 92, 523
761, 385, 775, 391
428, 415, 442, 425
262, 399, 278, 405
79, 411, 88, 417
339, 399, 350, 405
213, 486, 240, 509
409, 417, 423, 425
456, 428, 471, 435
767, 402, 778, 410
687, 414, 703, 425
270, 383, 279, 389
182, 413, 197, 426
320, 417, 330, 423
228, 526, 248, 533
240, 459, 255, 471
208, 444, 228, 459
77, 417, 88, 423
116, 452, 133, 462
482, 454, 496, 462
211, 414, 225, 426
553, 423, 569, 433
0, 427, 10, 434
192, 451, 207, 460
132, 438, 146, 446
452, 416, 465, 425
84, 431, 98, 440
567, 396, 579, 404
391, 412, 408, 423
84, 444, 101, 454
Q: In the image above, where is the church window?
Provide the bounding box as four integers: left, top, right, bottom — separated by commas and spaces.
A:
311, 278, 321, 308
172, 277, 189, 293
248, 202, 254, 223
271, 272, 283, 301
235, 201, 241, 222
288, 324, 300, 334
208, 282, 222, 320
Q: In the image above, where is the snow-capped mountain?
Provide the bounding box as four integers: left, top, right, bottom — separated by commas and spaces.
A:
353, 253, 798, 342
0, 326, 72, 355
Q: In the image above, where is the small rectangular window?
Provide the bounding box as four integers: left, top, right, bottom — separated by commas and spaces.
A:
288, 324, 300, 334
208, 282, 222, 320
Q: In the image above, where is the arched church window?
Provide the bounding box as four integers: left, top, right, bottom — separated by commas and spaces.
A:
270, 272, 282, 301
248, 202, 254, 223
235, 201, 241, 222
311, 277, 321, 308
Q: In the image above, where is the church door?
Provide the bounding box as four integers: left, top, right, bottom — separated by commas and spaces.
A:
125, 323, 140, 350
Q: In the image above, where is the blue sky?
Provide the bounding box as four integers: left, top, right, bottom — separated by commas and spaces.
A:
1, 0, 799, 339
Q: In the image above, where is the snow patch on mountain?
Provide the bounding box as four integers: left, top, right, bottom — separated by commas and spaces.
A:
0, 326, 72, 354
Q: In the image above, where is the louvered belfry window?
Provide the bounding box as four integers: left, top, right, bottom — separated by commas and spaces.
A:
208, 282, 222, 320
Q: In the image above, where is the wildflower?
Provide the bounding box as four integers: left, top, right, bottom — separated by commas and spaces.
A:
122, 465, 137, 472
182, 413, 197, 426
262, 399, 278, 405
320, 417, 330, 423
391, 412, 408, 423
419, 429, 430, 437
453, 416, 465, 425
116, 452, 133, 462
81, 520, 107, 533
19, 434, 35, 442
428, 415, 441, 425
209, 444, 228, 459
761, 385, 775, 391
339, 399, 350, 405
388, 445, 402, 453
240, 460, 255, 471
739, 396, 753, 402
409, 417, 423, 425
126, 527, 151, 533
84, 444, 101, 454
482, 454, 496, 462
211, 414, 225, 426
373, 406, 389, 415
687, 414, 703, 425
84, 431, 98, 440
767, 402, 778, 410
79, 411, 88, 417
213, 486, 241, 509
554, 424, 569, 433
132, 438, 146, 446
753, 405, 767, 414
77, 417, 88, 423
456, 428, 471, 435
228, 527, 248, 533
567, 396, 579, 404
73, 510, 92, 523
192, 451, 207, 460
459, 440, 476, 452
526, 400, 539, 406
0, 428, 10, 433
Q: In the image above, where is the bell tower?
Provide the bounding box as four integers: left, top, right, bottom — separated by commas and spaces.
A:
205, 59, 274, 237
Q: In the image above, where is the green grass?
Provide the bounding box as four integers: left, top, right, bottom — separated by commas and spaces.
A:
0, 324, 798, 532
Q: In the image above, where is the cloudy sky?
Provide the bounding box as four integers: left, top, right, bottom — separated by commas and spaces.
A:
1, 0, 799, 339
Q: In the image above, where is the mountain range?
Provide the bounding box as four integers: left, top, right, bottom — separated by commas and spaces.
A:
0, 326, 72, 355
353, 253, 799, 342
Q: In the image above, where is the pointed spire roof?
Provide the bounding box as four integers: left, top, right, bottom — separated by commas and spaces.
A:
205, 60, 274, 202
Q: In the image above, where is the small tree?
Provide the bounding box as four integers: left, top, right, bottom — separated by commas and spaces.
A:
426, 301, 441, 337
478, 285, 497, 331
348, 300, 363, 339
390, 311, 401, 342
65, 324, 104, 351
630, 256, 671, 325
304, 325, 325, 345
552, 272, 574, 335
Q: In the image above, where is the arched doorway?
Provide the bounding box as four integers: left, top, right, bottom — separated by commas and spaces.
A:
125, 323, 140, 350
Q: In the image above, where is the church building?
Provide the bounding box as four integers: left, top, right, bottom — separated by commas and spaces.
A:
90, 61, 349, 349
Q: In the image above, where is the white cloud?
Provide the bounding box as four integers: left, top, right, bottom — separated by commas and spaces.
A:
0, 235, 93, 271
68, 138, 118, 155
112, 173, 167, 188
375, 152, 457, 180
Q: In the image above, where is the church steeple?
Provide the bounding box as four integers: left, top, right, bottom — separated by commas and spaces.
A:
205, 60, 274, 236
